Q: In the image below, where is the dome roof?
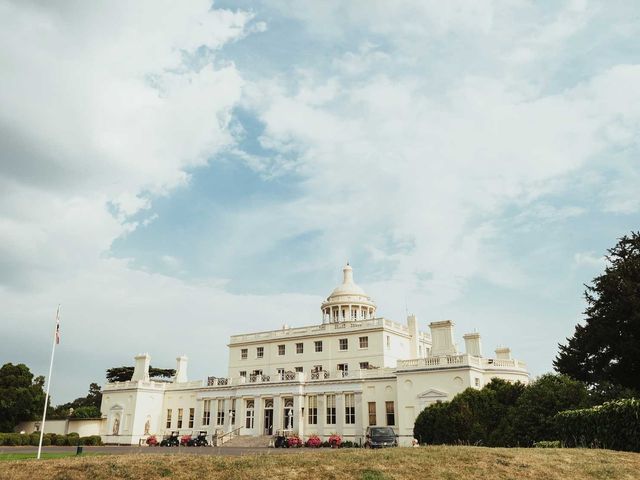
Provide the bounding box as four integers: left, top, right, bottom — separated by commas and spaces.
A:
326, 264, 370, 300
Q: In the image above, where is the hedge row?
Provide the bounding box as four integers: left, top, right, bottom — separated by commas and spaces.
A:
0, 433, 102, 446
555, 398, 640, 452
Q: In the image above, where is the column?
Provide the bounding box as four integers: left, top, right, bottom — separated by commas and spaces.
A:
354, 392, 363, 445
317, 394, 325, 437
273, 396, 282, 435
293, 394, 304, 437
336, 393, 345, 435
223, 398, 231, 432
255, 396, 264, 437
349, 305, 352, 322
236, 397, 246, 435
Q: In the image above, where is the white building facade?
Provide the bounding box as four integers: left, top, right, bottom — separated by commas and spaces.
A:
100, 264, 529, 446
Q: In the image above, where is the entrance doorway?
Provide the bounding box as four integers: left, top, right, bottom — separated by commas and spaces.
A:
264, 399, 274, 435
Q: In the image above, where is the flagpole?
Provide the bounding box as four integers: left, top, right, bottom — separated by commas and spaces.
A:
37, 305, 60, 460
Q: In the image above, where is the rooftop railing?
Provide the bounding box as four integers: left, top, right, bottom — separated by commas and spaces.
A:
229, 318, 430, 344
396, 354, 526, 371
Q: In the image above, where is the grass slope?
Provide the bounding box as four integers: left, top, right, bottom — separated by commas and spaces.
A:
1, 447, 639, 480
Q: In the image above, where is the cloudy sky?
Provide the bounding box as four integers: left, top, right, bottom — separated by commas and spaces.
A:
1, 0, 639, 403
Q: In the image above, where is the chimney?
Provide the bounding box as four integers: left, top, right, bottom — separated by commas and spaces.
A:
132, 353, 150, 382
407, 314, 419, 358
175, 355, 188, 383
429, 320, 457, 356
463, 333, 482, 357
495, 347, 512, 360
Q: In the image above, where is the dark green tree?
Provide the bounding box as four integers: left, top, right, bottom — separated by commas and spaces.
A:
69, 405, 101, 418
503, 374, 590, 446
0, 363, 47, 432
106, 366, 175, 383
554, 232, 640, 393
51, 382, 103, 418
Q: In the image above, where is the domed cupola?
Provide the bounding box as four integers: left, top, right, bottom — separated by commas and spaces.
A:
321, 263, 376, 323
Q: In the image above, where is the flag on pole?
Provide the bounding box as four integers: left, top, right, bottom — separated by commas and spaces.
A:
55, 306, 61, 344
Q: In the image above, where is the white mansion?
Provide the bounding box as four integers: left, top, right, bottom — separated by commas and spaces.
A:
99, 264, 529, 446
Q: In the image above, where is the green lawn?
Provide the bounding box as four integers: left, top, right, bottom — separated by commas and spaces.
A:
0, 447, 639, 479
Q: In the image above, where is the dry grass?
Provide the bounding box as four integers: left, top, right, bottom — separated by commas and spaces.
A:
1, 446, 639, 480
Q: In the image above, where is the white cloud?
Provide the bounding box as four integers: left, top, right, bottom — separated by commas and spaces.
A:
573, 251, 606, 269
0, 0, 261, 400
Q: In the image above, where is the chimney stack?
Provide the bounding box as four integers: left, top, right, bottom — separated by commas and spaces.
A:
463, 333, 482, 357
495, 347, 512, 360
407, 314, 419, 358
132, 353, 150, 382
429, 320, 457, 356
175, 355, 188, 383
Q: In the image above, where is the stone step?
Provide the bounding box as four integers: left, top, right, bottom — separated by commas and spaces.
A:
220, 435, 271, 448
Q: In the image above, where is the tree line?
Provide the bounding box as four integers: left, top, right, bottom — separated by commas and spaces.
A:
0, 363, 174, 432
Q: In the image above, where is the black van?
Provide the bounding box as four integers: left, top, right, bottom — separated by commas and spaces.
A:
364, 426, 398, 448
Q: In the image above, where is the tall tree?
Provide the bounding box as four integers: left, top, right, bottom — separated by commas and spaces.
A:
106, 366, 175, 383
554, 232, 640, 393
0, 363, 47, 432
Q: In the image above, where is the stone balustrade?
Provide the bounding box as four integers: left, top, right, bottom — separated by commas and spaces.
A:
396, 354, 526, 372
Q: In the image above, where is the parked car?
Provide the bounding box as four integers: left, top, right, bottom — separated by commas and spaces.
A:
364, 426, 397, 448
188, 431, 209, 447
160, 431, 180, 447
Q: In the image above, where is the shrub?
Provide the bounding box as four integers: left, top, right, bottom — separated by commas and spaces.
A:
146, 435, 158, 446
555, 398, 640, 452
328, 434, 342, 448
180, 434, 191, 446
79, 435, 103, 446
342, 440, 356, 448
414, 375, 589, 447
287, 435, 302, 448
534, 441, 561, 448
321, 440, 330, 448
305, 434, 321, 448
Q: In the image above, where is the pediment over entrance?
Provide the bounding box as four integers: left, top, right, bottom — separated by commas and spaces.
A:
417, 388, 448, 400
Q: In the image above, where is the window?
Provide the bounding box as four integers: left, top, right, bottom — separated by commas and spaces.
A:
245, 400, 254, 429
368, 402, 377, 426
166, 409, 172, 428
177, 408, 183, 428
313, 364, 323, 372
202, 401, 211, 426
314, 341, 323, 352
345, 394, 356, 424
386, 336, 391, 349
241, 348, 248, 360
337, 363, 348, 376
385, 401, 395, 426
257, 347, 264, 358
188, 408, 195, 428
296, 342, 304, 354
359, 336, 368, 348
277, 368, 285, 379
278, 344, 285, 356
339, 338, 348, 351
239, 371, 246, 378
359, 362, 370, 370
474, 377, 480, 387
308, 395, 318, 425
217, 399, 225, 425
326, 394, 336, 424
295, 366, 303, 373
